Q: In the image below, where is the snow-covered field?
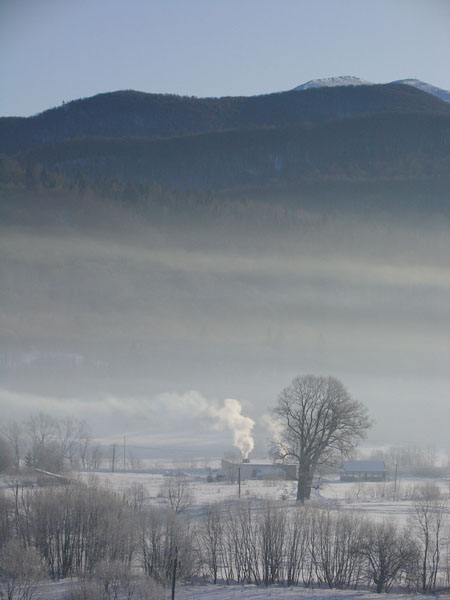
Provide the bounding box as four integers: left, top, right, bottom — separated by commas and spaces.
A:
177, 584, 450, 600
76, 468, 450, 524
30, 580, 450, 600
5, 469, 449, 600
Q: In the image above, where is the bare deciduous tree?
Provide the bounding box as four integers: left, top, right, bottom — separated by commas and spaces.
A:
0, 421, 23, 470
56, 417, 90, 469
25, 412, 58, 468
159, 475, 194, 514
0, 539, 44, 600
271, 375, 371, 502
88, 445, 104, 470
126, 450, 142, 471
0, 437, 14, 473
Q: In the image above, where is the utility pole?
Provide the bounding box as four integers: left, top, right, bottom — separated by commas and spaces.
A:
123, 436, 126, 473
171, 545, 178, 600
111, 444, 116, 473
238, 466, 241, 497
393, 462, 398, 500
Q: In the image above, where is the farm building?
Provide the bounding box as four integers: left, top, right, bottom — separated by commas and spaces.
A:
221, 459, 297, 482
340, 460, 388, 482
34, 468, 72, 486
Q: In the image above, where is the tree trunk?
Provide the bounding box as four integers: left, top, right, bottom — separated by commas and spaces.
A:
296, 464, 313, 503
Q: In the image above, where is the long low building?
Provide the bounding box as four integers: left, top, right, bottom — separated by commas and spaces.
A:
221, 459, 297, 481
340, 460, 388, 482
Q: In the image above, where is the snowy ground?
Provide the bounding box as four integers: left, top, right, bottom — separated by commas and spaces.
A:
176, 584, 450, 600
5, 469, 449, 599
29, 580, 450, 600
75, 469, 450, 524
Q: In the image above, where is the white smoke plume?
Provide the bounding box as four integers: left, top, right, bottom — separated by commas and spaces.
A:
260, 413, 283, 444
211, 398, 255, 458
161, 391, 255, 458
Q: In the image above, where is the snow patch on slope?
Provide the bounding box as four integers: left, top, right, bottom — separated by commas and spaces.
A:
292, 76, 372, 91
391, 78, 450, 103
291, 75, 450, 103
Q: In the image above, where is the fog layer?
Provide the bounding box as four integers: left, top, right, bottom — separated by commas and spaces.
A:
1, 197, 448, 452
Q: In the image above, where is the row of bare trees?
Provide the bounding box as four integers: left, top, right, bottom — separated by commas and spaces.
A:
1, 412, 150, 475
1, 412, 92, 473
200, 492, 449, 593
368, 445, 446, 475
0, 479, 449, 596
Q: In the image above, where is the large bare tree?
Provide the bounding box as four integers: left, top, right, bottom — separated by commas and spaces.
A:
271, 374, 371, 502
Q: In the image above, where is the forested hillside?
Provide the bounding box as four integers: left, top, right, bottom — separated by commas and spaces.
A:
16, 111, 450, 192
1, 83, 448, 155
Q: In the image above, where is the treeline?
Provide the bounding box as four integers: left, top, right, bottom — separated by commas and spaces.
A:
1, 412, 93, 474
368, 445, 449, 477
0, 479, 448, 598
2, 153, 449, 240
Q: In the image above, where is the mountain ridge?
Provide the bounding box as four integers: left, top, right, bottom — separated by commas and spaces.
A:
1, 83, 448, 156
1, 81, 448, 196
291, 76, 450, 104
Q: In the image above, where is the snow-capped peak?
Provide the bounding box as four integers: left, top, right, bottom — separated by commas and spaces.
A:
390, 79, 450, 103
289, 75, 450, 103
292, 76, 373, 91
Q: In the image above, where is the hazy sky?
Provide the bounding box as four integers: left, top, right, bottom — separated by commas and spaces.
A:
1, 203, 449, 454
1, 0, 450, 116
0, 0, 449, 460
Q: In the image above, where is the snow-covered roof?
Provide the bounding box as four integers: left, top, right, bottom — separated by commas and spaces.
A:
342, 460, 387, 472
34, 467, 69, 480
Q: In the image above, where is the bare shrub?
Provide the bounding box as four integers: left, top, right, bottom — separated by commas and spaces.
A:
141, 506, 200, 585
258, 501, 286, 586
67, 574, 164, 600
0, 539, 45, 600
361, 520, 418, 593
124, 482, 146, 512
312, 509, 366, 589
410, 482, 448, 592
66, 582, 104, 600
28, 482, 139, 579
283, 505, 313, 586
201, 502, 225, 584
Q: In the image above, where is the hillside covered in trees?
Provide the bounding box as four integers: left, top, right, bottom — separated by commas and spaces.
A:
0, 83, 449, 201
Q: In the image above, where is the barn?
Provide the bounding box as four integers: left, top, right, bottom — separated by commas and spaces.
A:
340, 460, 388, 482
221, 459, 297, 482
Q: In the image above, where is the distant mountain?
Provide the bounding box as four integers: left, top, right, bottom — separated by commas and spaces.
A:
0, 82, 449, 196
292, 76, 372, 90
19, 111, 450, 191
0, 83, 448, 155
292, 76, 450, 103
391, 78, 450, 104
